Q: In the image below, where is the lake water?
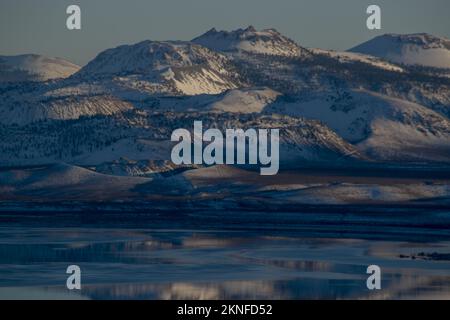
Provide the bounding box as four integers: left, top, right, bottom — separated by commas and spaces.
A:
0, 209, 450, 300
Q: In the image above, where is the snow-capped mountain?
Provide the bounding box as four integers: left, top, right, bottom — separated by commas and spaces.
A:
2, 28, 450, 209
232, 42, 450, 118
0, 54, 80, 82
266, 89, 450, 162
1, 27, 449, 168
192, 26, 309, 57
349, 33, 450, 69
0, 40, 246, 125
74, 40, 242, 95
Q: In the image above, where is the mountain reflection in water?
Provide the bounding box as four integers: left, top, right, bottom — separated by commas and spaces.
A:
1, 218, 450, 300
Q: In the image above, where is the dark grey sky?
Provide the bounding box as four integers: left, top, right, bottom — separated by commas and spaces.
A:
1, 0, 449, 66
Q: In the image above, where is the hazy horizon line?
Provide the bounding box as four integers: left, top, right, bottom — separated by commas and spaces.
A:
2, 26, 448, 67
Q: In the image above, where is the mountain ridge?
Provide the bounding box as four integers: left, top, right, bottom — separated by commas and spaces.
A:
0, 54, 80, 82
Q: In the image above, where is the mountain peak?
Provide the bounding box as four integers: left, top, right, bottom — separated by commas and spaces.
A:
0, 54, 80, 82
349, 33, 450, 68
244, 25, 257, 32
192, 26, 307, 57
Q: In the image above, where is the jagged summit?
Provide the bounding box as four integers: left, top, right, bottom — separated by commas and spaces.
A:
192, 26, 308, 57
349, 33, 450, 68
